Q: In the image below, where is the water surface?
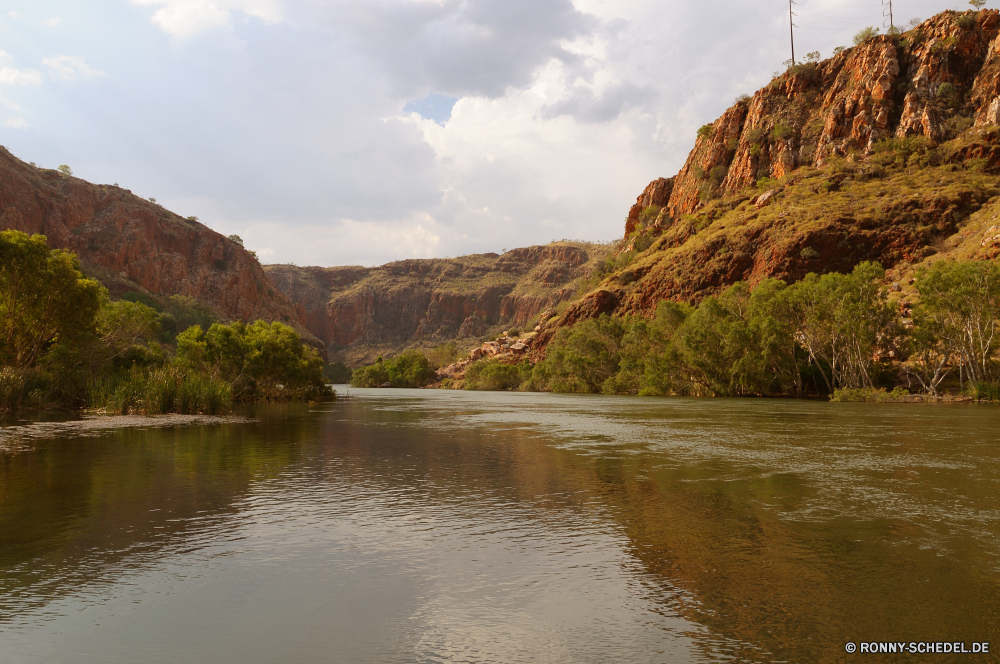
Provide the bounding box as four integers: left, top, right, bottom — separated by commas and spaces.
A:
1, 391, 998, 662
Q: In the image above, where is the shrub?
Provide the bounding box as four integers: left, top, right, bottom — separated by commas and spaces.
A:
955, 14, 976, 29
463, 359, 529, 391
638, 205, 661, 224
830, 387, 909, 402
697, 124, 714, 139
57, 165, 72, 177
771, 123, 793, 141
853, 26, 879, 45
350, 351, 435, 388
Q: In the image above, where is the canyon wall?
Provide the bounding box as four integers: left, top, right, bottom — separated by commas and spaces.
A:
0, 147, 317, 344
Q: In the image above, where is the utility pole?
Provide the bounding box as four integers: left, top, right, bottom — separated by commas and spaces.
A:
882, 0, 894, 31
789, 0, 796, 64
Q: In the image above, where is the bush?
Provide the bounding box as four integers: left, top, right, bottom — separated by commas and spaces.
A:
830, 387, 909, 402
771, 123, 793, 141
853, 26, 879, 45
697, 124, 714, 139
350, 351, 435, 388
463, 359, 530, 391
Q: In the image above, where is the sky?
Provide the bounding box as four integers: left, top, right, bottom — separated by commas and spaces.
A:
0, 0, 977, 266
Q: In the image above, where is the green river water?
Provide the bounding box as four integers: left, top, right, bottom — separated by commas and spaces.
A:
1, 390, 998, 663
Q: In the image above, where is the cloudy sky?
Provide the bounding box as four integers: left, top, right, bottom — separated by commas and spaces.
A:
0, 0, 972, 266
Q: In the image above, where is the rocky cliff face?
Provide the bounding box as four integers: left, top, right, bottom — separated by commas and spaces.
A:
265, 243, 609, 364
538, 10, 1000, 352
0, 146, 316, 342
663, 10, 1000, 218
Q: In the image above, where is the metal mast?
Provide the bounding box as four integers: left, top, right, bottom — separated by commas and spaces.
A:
789, 0, 796, 64
882, 0, 894, 31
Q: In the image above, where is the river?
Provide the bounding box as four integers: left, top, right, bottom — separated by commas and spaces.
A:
1, 390, 998, 662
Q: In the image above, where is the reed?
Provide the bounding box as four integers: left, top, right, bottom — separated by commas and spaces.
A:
87, 367, 232, 415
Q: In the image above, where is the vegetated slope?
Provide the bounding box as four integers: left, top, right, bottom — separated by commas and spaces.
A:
0, 147, 319, 344
265, 242, 612, 366
537, 9, 1000, 350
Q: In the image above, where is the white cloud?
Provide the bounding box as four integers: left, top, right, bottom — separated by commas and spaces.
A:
0, 67, 42, 86
43, 56, 106, 81
41, 16, 63, 27
4, 116, 28, 129
131, 0, 283, 38
7, 10, 16, 20
0, 95, 21, 111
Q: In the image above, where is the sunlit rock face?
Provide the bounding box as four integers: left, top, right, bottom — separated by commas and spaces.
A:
0, 147, 317, 344
532, 10, 1000, 354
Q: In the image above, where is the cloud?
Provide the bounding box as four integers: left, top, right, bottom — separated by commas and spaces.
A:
43, 56, 106, 81
131, 0, 283, 38
4, 116, 28, 129
7, 10, 16, 20
41, 16, 63, 27
0, 67, 42, 86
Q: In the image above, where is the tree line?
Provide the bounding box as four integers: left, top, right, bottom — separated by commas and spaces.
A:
0, 231, 329, 416
527, 260, 999, 399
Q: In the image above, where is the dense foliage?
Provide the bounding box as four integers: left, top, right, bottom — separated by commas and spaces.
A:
175, 320, 328, 402
350, 352, 435, 388
527, 260, 1000, 398
0, 231, 329, 415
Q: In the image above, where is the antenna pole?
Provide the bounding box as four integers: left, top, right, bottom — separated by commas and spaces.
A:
789, 0, 796, 64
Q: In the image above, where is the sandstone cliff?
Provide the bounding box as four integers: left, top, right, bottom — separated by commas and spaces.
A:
265, 243, 610, 365
0, 146, 318, 344
540, 10, 1000, 351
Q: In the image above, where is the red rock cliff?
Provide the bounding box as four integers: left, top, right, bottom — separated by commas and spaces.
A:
0, 146, 315, 341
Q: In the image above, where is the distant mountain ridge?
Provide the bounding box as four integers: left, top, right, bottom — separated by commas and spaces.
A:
264, 243, 611, 366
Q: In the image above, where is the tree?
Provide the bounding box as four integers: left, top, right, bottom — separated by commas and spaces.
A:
176, 320, 327, 400
0, 231, 101, 370
912, 260, 1000, 386
228, 234, 244, 246
784, 262, 898, 391
853, 26, 880, 45
970, 0, 987, 10
57, 165, 72, 177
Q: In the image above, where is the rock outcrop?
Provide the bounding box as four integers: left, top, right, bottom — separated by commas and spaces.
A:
435, 331, 535, 382
645, 11, 1000, 224
265, 242, 610, 364
0, 146, 317, 343
537, 10, 1000, 353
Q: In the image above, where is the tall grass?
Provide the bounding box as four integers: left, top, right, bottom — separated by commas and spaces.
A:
87, 367, 232, 415
969, 381, 1000, 402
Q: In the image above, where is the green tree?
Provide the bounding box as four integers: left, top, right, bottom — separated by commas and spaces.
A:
784, 262, 898, 391
0, 231, 101, 370
853, 26, 880, 45
912, 260, 1000, 386
57, 165, 72, 177
176, 320, 327, 400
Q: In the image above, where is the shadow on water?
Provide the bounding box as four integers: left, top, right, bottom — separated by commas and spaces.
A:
1, 393, 999, 663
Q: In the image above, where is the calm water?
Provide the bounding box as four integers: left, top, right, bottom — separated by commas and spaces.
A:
1, 391, 998, 663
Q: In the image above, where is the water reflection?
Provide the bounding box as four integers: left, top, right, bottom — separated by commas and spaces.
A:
1, 393, 998, 663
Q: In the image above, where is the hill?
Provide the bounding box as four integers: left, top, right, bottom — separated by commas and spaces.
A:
0, 147, 320, 346
264, 243, 612, 366
535, 9, 1000, 351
